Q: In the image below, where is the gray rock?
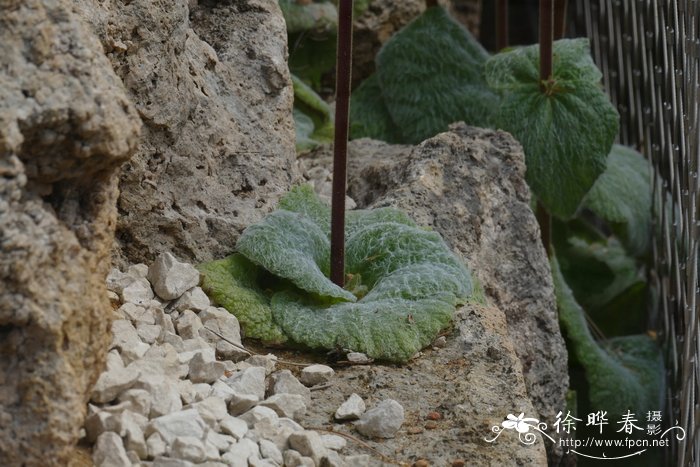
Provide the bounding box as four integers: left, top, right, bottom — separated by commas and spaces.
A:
206, 430, 236, 453
198, 307, 246, 360
188, 352, 226, 384
128, 264, 150, 279
251, 418, 296, 453
171, 436, 207, 463
219, 415, 248, 440
147, 253, 200, 301
118, 389, 153, 418
121, 277, 155, 305
433, 335, 447, 348
147, 409, 207, 445
354, 399, 404, 438
135, 374, 183, 418
192, 383, 214, 402
120, 411, 149, 460
288, 431, 328, 465
334, 393, 366, 421
84, 410, 120, 443
239, 406, 279, 429
92, 432, 131, 467
346, 352, 372, 364
300, 364, 334, 386
215, 340, 249, 362
178, 380, 198, 406
91, 366, 139, 404
154, 309, 177, 335
0, 1, 140, 461
177, 310, 204, 340
172, 287, 211, 312
343, 454, 371, 467
320, 451, 348, 467
106, 350, 125, 372
107, 268, 137, 294
137, 323, 163, 344
210, 380, 236, 403
111, 319, 150, 364
223, 438, 260, 465
245, 354, 278, 375
248, 458, 279, 467
259, 439, 283, 465
146, 432, 168, 459
190, 396, 227, 427
225, 367, 266, 415
152, 457, 195, 467
283, 450, 315, 467
258, 394, 306, 420
120, 303, 156, 325
341, 124, 568, 439
268, 370, 310, 404
320, 434, 347, 451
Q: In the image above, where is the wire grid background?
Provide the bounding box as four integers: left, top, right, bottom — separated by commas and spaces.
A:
571, 0, 699, 464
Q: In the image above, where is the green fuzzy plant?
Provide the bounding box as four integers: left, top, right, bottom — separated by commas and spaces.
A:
198, 186, 474, 362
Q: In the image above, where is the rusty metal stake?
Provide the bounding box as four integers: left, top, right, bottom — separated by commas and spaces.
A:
330, 0, 354, 287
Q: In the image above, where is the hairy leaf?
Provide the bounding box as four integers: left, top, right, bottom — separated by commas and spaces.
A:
584, 144, 652, 255
552, 255, 663, 416
485, 39, 619, 219
373, 6, 498, 144
349, 74, 402, 143
200, 186, 473, 362
292, 75, 334, 153
198, 254, 287, 344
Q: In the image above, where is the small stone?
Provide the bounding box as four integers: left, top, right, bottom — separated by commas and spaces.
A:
259, 439, 283, 464
210, 380, 236, 403
105, 350, 124, 372
346, 352, 372, 364
133, 373, 183, 418
120, 303, 156, 324
172, 286, 211, 312
300, 364, 334, 386
199, 307, 246, 360
223, 438, 260, 465
355, 399, 405, 438
451, 460, 466, 467
269, 370, 310, 403
107, 268, 136, 294
177, 310, 203, 340
258, 394, 306, 420
147, 409, 206, 444
137, 323, 163, 344
219, 415, 248, 440
152, 457, 195, 467
192, 383, 213, 402
126, 450, 140, 464
320, 434, 347, 451
426, 411, 442, 420
90, 366, 139, 404
433, 336, 447, 348
215, 340, 248, 361
171, 436, 207, 463
154, 308, 176, 334
107, 290, 121, 306
344, 455, 371, 467
407, 426, 424, 434
249, 458, 278, 467
188, 352, 226, 384
93, 432, 131, 467
121, 277, 155, 305
413, 460, 430, 467
288, 431, 328, 465
283, 449, 315, 467
84, 410, 119, 443
111, 319, 150, 363
161, 331, 185, 350
239, 406, 278, 428
251, 418, 295, 453
190, 396, 227, 427
245, 354, 277, 375
424, 421, 438, 430
206, 430, 236, 452
148, 252, 200, 301
225, 366, 266, 415
320, 450, 347, 467
127, 263, 149, 278
334, 393, 365, 421
147, 432, 167, 459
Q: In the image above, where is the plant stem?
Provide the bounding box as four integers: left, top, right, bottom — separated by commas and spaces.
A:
330, 0, 354, 287
554, 0, 568, 39
539, 0, 553, 93
425, 0, 438, 8
496, 0, 508, 51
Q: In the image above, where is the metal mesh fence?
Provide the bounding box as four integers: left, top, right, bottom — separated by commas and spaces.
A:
571, 1, 700, 464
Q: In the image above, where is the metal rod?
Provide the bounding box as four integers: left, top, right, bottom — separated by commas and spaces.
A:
496, 0, 509, 51
330, 0, 354, 287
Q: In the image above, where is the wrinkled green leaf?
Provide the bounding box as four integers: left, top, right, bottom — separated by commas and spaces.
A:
200, 186, 473, 362
279, 0, 337, 34
198, 254, 286, 344
584, 144, 652, 256
292, 74, 334, 153
552, 255, 663, 416
350, 74, 402, 143
485, 39, 619, 219
372, 6, 498, 144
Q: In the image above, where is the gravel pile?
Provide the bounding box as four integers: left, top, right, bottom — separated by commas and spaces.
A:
86, 252, 404, 466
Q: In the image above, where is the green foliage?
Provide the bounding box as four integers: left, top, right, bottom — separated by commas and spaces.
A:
551, 255, 663, 417
484, 39, 619, 219
583, 144, 652, 256
197, 254, 287, 344
292, 74, 334, 153
350, 6, 498, 144
199, 186, 473, 362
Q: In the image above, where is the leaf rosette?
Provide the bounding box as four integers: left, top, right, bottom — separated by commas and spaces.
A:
199, 186, 473, 362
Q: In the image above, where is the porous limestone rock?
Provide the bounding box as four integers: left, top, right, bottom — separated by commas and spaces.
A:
354, 399, 405, 438
73, 0, 300, 264
300, 364, 334, 386
334, 393, 366, 421
0, 0, 140, 463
